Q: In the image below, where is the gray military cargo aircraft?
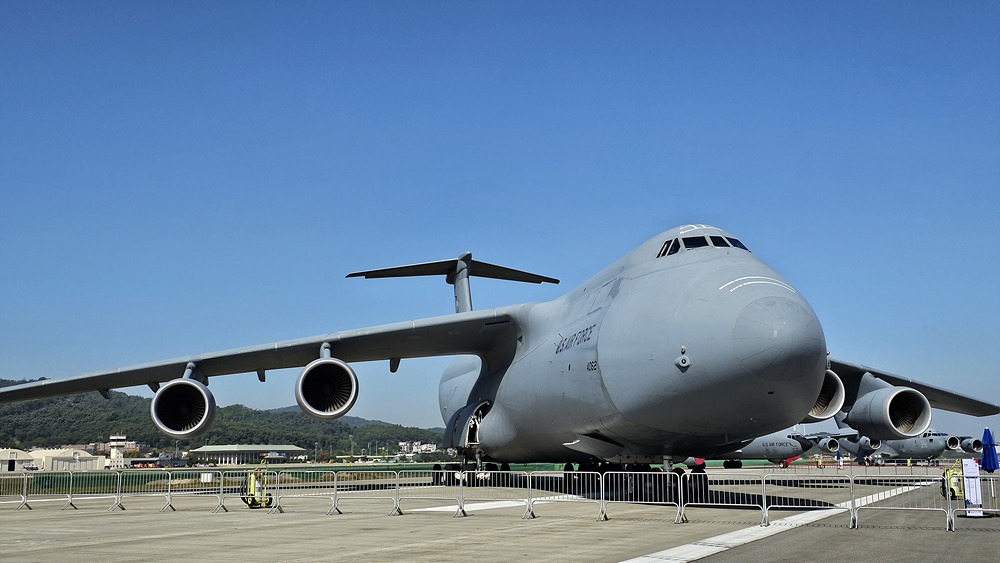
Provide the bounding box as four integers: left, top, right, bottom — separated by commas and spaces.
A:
2, 225, 998, 467
833, 413, 965, 463
711, 428, 847, 469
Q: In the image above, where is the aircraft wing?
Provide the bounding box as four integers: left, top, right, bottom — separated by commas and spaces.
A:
799, 430, 860, 441
0, 308, 516, 402
830, 358, 1000, 417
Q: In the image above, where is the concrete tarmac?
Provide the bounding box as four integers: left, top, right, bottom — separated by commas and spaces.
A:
3, 471, 998, 562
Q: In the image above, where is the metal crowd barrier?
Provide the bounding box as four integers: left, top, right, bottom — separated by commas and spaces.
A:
0, 473, 28, 510
333, 470, 401, 515
527, 471, 604, 520
3, 467, 997, 531
762, 473, 853, 527
276, 470, 339, 515
601, 470, 681, 523
951, 474, 1000, 529
851, 474, 950, 529
680, 471, 764, 525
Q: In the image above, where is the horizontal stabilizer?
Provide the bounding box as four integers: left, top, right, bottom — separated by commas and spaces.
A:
348, 252, 558, 313
347, 255, 559, 285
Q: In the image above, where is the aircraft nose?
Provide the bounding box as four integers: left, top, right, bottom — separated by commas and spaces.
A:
732, 296, 825, 382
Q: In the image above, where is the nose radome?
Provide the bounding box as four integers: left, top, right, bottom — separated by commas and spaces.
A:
732, 296, 825, 381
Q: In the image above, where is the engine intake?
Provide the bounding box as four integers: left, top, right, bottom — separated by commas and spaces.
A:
150, 378, 217, 440
296, 357, 359, 420
859, 436, 881, 450
816, 437, 840, 454
801, 370, 846, 423
845, 386, 931, 439
961, 437, 983, 453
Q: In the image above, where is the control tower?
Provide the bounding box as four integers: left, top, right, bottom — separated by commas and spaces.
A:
108, 434, 127, 469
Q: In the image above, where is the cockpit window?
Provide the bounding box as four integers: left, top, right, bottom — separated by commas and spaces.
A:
656, 238, 683, 258
656, 239, 672, 258
657, 240, 671, 258
666, 238, 680, 255
726, 237, 749, 251
659, 234, 746, 257
682, 236, 709, 249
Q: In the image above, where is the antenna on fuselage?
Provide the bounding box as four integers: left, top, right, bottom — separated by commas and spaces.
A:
347, 252, 559, 313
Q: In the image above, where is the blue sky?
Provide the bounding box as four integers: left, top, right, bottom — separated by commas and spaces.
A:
1, 2, 998, 440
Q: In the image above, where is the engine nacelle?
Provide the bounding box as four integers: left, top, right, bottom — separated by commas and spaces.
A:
945, 435, 961, 451
845, 386, 931, 439
816, 437, 840, 454
801, 370, 846, 423
150, 378, 217, 440
295, 357, 359, 420
859, 436, 881, 450
961, 437, 983, 453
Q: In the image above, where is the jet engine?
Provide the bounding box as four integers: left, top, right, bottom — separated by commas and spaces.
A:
859, 436, 881, 451
961, 437, 983, 454
844, 386, 931, 439
295, 357, 359, 420
151, 378, 217, 440
801, 370, 846, 423
816, 437, 840, 454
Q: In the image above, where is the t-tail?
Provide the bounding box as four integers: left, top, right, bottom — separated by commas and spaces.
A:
347, 252, 558, 313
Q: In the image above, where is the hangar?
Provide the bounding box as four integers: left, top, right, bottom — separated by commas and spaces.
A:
188, 444, 306, 466
2, 448, 35, 472
28, 448, 104, 471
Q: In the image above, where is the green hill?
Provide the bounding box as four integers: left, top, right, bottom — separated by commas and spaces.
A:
0, 379, 443, 455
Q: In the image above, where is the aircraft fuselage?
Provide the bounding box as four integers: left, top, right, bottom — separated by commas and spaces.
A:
439, 225, 829, 463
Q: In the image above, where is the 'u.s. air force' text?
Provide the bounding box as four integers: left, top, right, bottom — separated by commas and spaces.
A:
555, 324, 597, 354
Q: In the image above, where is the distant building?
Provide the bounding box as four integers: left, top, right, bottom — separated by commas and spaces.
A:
2, 448, 35, 472
398, 441, 438, 455
29, 448, 104, 471
188, 444, 306, 466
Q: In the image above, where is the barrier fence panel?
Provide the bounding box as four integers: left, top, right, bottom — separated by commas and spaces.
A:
276, 470, 339, 515
161, 470, 225, 512
950, 474, 1000, 529
119, 470, 173, 511
218, 469, 280, 514
457, 471, 532, 519
18, 471, 74, 510
680, 471, 765, 526
397, 470, 464, 517
762, 473, 852, 527
850, 474, 950, 530
602, 471, 682, 523
527, 471, 604, 521
67, 471, 122, 511
0, 473, 28, 510
335, 470, 401, 516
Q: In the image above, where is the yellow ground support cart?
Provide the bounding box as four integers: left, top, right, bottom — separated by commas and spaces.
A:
942, 464, 964, 500
240, 460, 274, 509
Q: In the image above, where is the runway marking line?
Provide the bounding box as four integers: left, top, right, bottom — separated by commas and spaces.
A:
620, 484, 924, 562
